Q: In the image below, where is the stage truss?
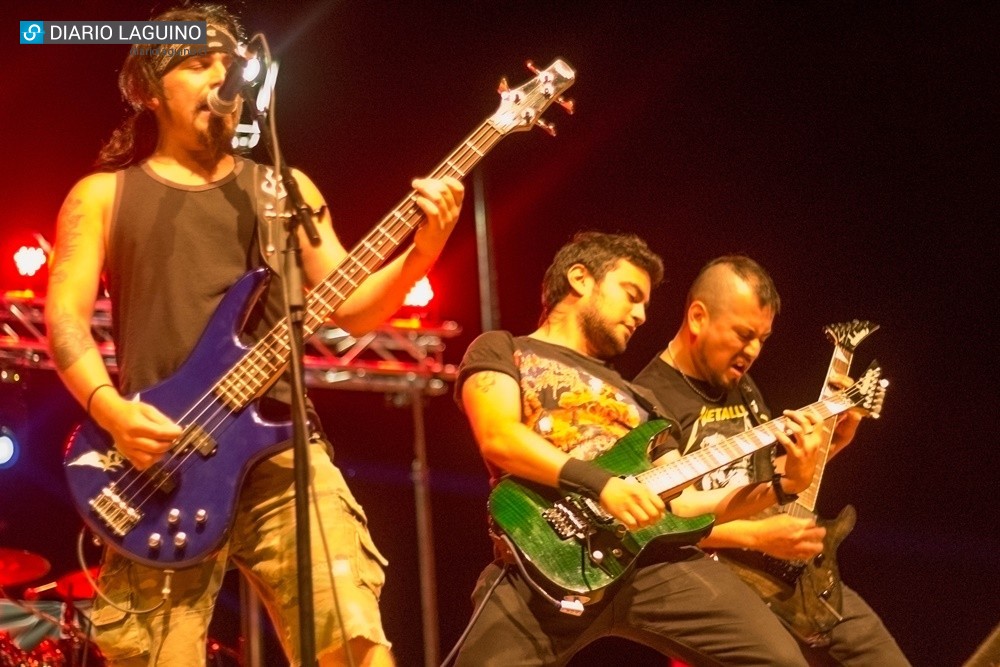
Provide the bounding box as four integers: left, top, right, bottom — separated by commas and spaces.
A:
0, 293, 460, 395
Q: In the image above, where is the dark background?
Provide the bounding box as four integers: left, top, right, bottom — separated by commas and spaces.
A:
2, 2, 998, 665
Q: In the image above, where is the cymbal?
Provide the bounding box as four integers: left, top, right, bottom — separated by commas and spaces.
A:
23, 566, 101, 601
0, 548, 50, 587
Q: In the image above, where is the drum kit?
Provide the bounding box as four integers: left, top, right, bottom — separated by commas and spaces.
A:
1, 548, 242, 666
0, 548, 100, 667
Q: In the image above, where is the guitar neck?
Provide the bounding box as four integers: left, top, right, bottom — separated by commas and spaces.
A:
638, 391, 859, 498
793, 348, 853, 512
197, 58, 577, 410
300, 122, 507, 338
218, 122, 504, 408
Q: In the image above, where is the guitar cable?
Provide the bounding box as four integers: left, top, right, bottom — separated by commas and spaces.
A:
306, 437, 357, 667
76, 527, 172, 615
438, 560, 510, 667
439, 533, 585, 667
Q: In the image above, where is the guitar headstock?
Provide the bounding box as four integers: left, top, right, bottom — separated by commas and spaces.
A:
488, 59, 576, 137
841, 360, 888, 419
824, 319, 880, 353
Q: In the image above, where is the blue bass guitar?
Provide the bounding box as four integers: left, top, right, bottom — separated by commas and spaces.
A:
63, 60, 576, 568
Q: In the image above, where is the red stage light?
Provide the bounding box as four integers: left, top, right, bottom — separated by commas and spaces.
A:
14, 245, 46, 277
404, 276, 435, 308
2, 233, 50, 295
392, 276, 439, 325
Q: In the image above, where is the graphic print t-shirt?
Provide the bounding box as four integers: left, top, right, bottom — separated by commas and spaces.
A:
633, 356, 774, 490
456, 331, 671, 486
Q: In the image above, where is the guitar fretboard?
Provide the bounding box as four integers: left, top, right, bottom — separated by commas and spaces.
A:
213, 123, 505, 409
793, 346, 852, 513
638, 392, 857, 498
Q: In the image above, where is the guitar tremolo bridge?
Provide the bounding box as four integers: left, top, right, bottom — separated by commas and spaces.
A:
542, 497, 592, 540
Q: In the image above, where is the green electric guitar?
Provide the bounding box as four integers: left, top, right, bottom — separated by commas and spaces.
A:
488, 362, 886, 601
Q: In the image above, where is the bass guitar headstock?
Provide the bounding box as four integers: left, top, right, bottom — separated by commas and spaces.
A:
488, 59, 576, 137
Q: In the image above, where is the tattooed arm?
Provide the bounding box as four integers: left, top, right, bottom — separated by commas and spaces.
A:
461, 369, 665, 529
461, 370, 568, 487
45, 173, 181, 470
45, 173, 114, 401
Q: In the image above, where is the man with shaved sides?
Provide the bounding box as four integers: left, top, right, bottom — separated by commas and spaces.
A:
634, 255, 909, 665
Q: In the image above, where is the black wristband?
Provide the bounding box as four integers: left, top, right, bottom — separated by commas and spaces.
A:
86, 383, 114, 418
771, 473, 799, 505
558, 457, 615, 498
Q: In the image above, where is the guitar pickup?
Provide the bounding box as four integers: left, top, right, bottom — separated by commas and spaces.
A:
145, 462, 177, 494
175, 424, 217, 457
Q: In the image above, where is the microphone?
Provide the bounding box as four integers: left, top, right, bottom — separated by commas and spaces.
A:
206, 56, 248, 116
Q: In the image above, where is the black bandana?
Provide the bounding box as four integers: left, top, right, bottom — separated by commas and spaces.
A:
152, 23, 238, 76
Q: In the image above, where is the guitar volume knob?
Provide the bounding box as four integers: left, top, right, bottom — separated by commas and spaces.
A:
168, 508, 181, 525
148, 533, 162, 549
174, 532, 187, 548
195, 509, 208, 525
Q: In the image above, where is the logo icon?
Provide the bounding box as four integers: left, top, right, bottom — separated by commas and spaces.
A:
20, 21, 45, 44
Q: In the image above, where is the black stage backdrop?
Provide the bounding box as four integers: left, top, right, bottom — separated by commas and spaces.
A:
2, 2, 997, 665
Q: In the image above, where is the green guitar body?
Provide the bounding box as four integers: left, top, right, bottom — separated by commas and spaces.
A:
488, 421, 715, 597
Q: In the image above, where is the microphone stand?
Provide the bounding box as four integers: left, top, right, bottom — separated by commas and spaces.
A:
243, 92, 320, 667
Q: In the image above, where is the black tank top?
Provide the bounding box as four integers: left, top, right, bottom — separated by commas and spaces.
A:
107, 158, 285, 397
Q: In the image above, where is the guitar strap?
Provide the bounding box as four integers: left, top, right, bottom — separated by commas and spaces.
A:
252, 162, 290, 277
737, 376, 777, 482
249, 162, 330, 440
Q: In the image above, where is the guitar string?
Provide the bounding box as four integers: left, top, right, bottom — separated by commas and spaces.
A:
794, 331, 856, 513
99, 68, 568, 509
637, 388, 859, 495
105, 121, 507, 518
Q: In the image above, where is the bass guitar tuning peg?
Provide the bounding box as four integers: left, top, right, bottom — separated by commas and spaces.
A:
534, 118, 556, 137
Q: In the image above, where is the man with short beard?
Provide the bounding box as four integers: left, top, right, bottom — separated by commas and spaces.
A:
44, 4, 463, 666
452, 232, 823, 665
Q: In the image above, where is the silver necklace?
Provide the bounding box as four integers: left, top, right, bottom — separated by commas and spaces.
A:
665, 345, 726, 403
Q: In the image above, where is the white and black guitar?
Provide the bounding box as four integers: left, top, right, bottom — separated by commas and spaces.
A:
717, 319, 880, 646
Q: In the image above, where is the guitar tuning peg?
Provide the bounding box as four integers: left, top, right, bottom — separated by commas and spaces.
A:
526, 60, 553, 84
556, 96, 575, 115
497, 77, 510, 94
535, 118, 556, 137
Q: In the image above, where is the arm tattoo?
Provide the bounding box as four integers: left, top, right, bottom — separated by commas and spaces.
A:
50, 196, 87, 287
471, 372, 500, 393
49, 310, 97, 371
